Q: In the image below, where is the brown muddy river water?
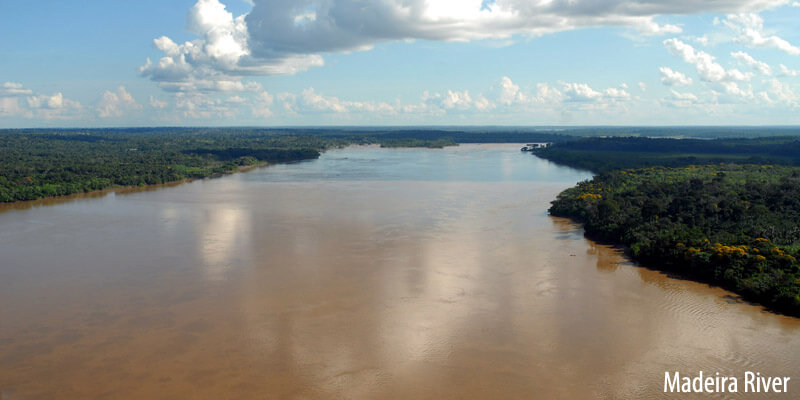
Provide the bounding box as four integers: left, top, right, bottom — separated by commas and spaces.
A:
1, 144, 799, 399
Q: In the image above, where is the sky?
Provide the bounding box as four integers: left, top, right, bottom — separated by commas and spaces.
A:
1, 0, 800, 127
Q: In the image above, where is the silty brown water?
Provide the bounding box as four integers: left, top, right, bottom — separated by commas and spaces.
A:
1, 144, 798, 399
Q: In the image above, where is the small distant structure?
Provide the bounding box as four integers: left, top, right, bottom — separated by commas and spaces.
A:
520, 143, 551, 151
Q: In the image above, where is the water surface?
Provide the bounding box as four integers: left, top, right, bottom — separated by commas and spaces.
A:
1, 144, 798, 399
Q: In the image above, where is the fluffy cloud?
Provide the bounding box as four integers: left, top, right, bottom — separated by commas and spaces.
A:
561, 83, 602, 102
720, 13, 800, 55
149, 96, 168, 109
142, 0, 793, 93
174, 92, 241, 118
244, 0, 688, 60
779, 64, 799, 76
497, 76, 525, 105
731, 51, 772, 75
0, 97, 26, 117
671, 89, 698, 101
96, 86, 141, 118
299, 88, 351, 113
426, 90, 493, 111
442, 90, 475, 110
269, 77, 580, 117
269, 76, 632, 118
561, 82, 629, 102
661, 38, 799, 102
252, 91, 274, 117
766, 78, 799, 105
659, 67, 693, 86
139, 0, 323, 93
28, 93, 83, 119
268, 78, 627, 119
717, 81, 754, 100
662, 89, 701, 108
0, 82, 83, 120
664, 38, 752, 82
492, 77, 563, 107
0, 82, 34, 117
277, 88, 397, 115
0, 82, 33, 97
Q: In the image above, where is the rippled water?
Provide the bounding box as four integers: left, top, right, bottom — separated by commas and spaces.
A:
1, 144, 798, 399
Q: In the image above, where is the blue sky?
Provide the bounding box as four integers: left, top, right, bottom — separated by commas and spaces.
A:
1, 0, 800, 127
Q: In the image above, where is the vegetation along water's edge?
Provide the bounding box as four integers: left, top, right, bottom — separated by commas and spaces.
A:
0, 131, 334, 202
0, 127, 575, 203
537, 137, 800, 316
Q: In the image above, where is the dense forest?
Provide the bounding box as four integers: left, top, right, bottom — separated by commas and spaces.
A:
541, 138, 800, 315
532, 136, 800, 173
0, 127, 580, 203
0, 130, 349, 202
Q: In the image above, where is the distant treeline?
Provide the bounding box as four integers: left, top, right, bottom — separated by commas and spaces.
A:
4, 127, 800, 204
0, 130, 340, 202
533, 136, 800, 173
0, 127, 583, 203
0, 127, 606, 203
351, 129, 570, 144
183, 148, 320, 162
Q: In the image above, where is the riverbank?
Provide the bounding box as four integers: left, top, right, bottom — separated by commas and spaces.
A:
0, 130, 330, 203
0, 162, 273, 213
548, 164, 800, 316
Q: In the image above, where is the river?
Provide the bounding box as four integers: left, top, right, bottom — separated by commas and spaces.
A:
1, 144, 798, 399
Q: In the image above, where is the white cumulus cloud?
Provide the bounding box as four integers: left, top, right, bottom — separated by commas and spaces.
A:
671, 89, 698, 101
142, 0, 793, 93
497, 76, 525, 105
25, 92, 82, 120
139, 0, 324, 93
96, 86, 142, 118
442, 90, 474, 110
1, 82, 81, 119
561, 82, 631, 102
286, 88, 397, 114
778, 64, 799, 76
731, 51, 772, 75
149, 96, 168, 109
244, 0, 688, 61
664, 38, 752, 82
662, 89, 701, 108
1, 82, 34, 97
721, 13, 800, 55
767, 78, 799, 105
252, 91, 274, 117
659, 67, 694, 86
174, 92, 240, 119
561, 82, 605, 102
0, 98, 26, 117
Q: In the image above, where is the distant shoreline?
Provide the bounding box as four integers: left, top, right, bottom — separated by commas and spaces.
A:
0, 162, 269, 213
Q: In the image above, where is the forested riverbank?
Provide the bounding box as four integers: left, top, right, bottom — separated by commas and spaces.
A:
0, 131, 341, 202
0, 128, 575, 203
532, 136, 800, 173
540, 138, 800, 315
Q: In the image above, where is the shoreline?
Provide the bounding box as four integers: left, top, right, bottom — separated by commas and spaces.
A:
548, 193, 800, 319
550, 208, 800, 318
0, 161, 271, 213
